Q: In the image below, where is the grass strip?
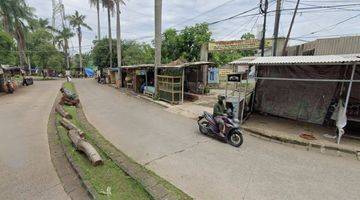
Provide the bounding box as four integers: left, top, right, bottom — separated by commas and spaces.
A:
57, 82, 153, 200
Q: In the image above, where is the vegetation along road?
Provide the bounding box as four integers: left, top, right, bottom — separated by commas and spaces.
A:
74, 79, 360, 200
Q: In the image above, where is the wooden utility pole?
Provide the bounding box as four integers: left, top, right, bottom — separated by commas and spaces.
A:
260, 0, 269, 57
154, 0, 162, 96
282, 0, 300, 56
272, 0, 282, 56
116, 1, 122, 87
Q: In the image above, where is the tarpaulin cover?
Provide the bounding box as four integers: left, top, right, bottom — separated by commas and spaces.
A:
255, 65, 345, 124
85, 68, 94, 77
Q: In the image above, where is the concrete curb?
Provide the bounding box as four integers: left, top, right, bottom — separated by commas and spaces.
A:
47, 93, 94, 199
243, 127, 360, 160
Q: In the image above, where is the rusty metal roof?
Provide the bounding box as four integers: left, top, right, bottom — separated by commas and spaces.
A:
231, 54, 360, 66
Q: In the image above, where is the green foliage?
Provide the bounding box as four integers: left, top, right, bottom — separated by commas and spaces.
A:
161, 23, 211, 63
0, 31, 16, 65
32, 42, 64, 70
92, 38, 155, 70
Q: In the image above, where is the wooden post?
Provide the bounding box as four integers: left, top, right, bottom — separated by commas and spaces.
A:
182, 68, 185, 104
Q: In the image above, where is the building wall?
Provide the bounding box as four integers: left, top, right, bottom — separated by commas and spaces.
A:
287, 36, 360, 56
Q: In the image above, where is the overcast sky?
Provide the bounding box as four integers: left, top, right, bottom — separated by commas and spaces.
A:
27, 0, 360, 54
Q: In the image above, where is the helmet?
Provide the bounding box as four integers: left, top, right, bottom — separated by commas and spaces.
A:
218, 95, 226, 101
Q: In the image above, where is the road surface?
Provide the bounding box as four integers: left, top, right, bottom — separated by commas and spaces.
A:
0, 81, 69, 199
75, 79, 360, 200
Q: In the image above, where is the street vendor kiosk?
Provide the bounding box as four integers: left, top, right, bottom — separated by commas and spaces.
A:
225, 72, 251, 124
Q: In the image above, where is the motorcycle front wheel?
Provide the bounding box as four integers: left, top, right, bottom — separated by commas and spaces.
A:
198, 121, 209, 135
228, 130, 243, 147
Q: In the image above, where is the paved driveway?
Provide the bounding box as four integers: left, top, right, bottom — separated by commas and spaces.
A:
75, 79, 360, 200
0, 81, 69, 200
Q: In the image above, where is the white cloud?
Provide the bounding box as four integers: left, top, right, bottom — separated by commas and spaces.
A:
26, 0, 360, 52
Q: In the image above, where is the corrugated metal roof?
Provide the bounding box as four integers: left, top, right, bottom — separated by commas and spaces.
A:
122, 64, 154, 69
231, 54, 360, 66
230, 57, 256, 65
159, 61, 215, 68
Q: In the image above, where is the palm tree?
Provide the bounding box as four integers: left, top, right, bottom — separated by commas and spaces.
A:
67, 11, 92, 74
1, 0, 34, 66
102, 0, 114, 68
89, 0, 101, 40
54, 27, 75, 69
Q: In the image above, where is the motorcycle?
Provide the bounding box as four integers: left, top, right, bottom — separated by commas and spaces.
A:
197, 111, 244, 147
6, 80, 14, 94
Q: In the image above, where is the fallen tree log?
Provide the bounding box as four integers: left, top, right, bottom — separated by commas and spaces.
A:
60, 118, 84, 138
55, 104, 72, 119
68, 130, 103, 166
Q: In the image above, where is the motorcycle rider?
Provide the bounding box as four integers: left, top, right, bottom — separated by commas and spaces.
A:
213, 95, 227, 137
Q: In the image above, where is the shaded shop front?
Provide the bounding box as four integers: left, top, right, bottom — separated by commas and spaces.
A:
122, 64, 155, 95
157, 61, 216, 104
240, 55, 360, 143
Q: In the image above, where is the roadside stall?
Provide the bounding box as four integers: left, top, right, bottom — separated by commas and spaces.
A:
105, 68, 119, 84
239, 54, 360, 143
157, 61, 215, 104
122, 64, 155, 96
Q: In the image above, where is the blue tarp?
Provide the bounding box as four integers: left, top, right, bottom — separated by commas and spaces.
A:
85, 68, 95, 77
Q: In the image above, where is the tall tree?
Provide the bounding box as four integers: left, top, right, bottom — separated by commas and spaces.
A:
53, 27, 75, 69
89, 0, 101, 40
0, 0, 34, 66
67, 11, 92, 74
102, 0, 114, 68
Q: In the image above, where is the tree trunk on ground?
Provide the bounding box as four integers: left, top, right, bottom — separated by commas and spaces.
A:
68, 130, 103, 166
55, 105, 72, 119
60, 117, 85, 138
107, 6, 113, 68
116, 1, 122, 87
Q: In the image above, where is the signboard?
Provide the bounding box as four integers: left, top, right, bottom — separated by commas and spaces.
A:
208, 67, 219, 84
227, 73, 242, 82
219, 68, 233, 77
208, 39, 272, 52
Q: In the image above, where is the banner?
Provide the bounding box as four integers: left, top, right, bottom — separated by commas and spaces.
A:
208, 67, 219, 84
208, 39, 272, 52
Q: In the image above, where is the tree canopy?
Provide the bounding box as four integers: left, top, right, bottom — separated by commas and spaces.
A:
92, 38, 154, 70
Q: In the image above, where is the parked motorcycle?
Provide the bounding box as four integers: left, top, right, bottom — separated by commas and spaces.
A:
197, 111, 244, 147
6, 80, 14, 94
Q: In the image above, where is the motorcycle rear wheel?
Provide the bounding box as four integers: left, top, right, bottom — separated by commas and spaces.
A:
228, 130, 243, 147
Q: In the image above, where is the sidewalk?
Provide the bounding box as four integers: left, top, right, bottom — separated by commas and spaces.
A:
243, 114, 360, 158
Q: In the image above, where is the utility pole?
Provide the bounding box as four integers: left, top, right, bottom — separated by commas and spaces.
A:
272, 0, 282, 56
282, 0, 300, 56
260, 0, 268, 57
154, 0, 162, 96
116, 1, 122, 87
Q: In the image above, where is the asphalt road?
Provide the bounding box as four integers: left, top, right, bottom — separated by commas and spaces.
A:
75, 79, 360, 200
0, 81, 69, 200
